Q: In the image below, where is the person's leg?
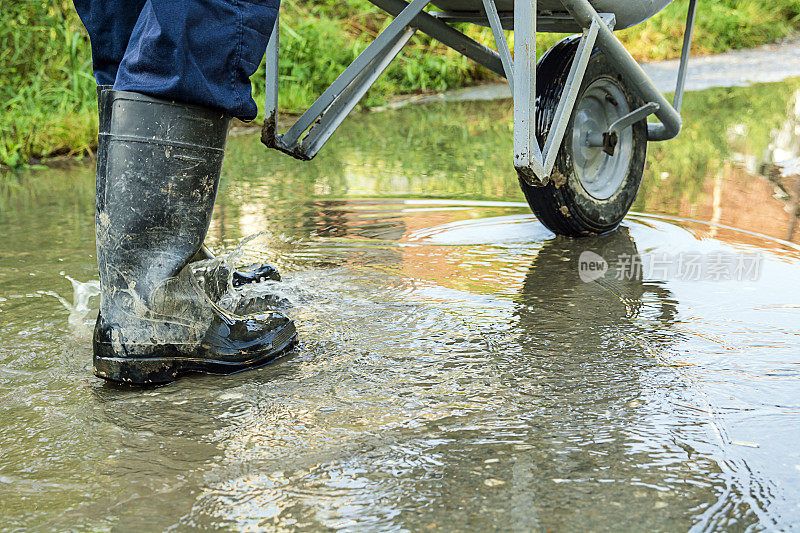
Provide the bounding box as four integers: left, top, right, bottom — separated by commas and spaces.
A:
112, 0, 282, 278
73, 0, 146, 85
114, 0, 278, 120
82, 0, 280, 297
90, 0, 295, 385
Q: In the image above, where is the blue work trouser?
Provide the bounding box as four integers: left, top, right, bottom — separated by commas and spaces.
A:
73, 0, 279, 120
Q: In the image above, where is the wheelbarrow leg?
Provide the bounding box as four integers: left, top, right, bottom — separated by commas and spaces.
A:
262, 0, 431, 160
513, 0, 599, 185
512, 0, 546, 181
263, 16, 280, 143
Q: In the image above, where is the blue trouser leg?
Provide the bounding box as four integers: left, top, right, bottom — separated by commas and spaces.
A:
73, 0, 146, 86
73, 0, 278, 120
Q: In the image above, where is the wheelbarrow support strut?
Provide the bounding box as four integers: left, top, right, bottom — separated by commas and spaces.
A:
261, 0, 699, 185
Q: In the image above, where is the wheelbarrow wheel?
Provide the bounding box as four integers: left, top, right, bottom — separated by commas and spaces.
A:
519, 36, 648, 237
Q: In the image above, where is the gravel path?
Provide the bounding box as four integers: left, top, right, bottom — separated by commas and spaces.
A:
377, 37, 800, 109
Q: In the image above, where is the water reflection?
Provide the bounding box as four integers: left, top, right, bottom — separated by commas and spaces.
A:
762, 88, 800, 240
408, 230, 707, 531
505, 231, 738, 530
636, 82, 800, 244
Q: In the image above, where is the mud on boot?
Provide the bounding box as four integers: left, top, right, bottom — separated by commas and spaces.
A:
93, 90, 297, 385
98, 85, 283, 300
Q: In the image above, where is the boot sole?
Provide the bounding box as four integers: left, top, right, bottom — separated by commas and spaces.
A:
93, 327, 297, 386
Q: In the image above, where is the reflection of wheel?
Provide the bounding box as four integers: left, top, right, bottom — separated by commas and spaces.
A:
517, 228, 678, 324
520, 227, 645, 307
520, 36, 648, 237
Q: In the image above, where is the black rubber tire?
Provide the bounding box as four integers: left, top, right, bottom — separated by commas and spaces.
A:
519, 36, 648, 237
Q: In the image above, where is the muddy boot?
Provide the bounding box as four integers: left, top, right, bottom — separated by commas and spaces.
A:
97, 85, 281, 292
92, 90, 297, 385
98, 84, 281, 315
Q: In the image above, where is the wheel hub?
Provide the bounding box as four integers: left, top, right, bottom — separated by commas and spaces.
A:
572, 78, 635, 200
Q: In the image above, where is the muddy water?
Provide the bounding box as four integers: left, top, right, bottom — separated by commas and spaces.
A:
2, 80, 800, 531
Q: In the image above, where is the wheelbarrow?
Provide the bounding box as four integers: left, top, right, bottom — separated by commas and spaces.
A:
261, 0, 699, 237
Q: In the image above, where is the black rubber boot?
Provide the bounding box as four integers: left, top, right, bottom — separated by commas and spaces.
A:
98, 85, 282, 291
92, 90, 296, 385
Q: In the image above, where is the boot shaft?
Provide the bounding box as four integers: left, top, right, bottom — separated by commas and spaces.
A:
96, 85, 113, 217
96, 90, 231, 342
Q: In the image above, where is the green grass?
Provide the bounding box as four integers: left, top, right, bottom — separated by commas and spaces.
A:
3, 0, 800, 169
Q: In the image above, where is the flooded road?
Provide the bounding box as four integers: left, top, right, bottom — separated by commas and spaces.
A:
2, 79, 800, 530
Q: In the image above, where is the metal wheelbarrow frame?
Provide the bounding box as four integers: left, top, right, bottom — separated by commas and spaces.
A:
261, 0, 700, 231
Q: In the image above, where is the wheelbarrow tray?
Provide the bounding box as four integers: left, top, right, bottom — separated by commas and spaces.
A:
430, 0, 675, 30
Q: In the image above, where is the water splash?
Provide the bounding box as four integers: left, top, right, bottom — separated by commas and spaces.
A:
44, 275, 101, 339
192, 233, 295, 316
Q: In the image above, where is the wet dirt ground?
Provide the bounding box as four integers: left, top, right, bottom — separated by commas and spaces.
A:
1, 79, 800, 531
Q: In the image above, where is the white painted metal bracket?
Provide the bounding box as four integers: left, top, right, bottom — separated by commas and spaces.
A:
513, 1, 600, 185
262, 0, 430, 160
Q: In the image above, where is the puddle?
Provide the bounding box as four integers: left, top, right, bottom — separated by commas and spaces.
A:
1, 80, 799, 530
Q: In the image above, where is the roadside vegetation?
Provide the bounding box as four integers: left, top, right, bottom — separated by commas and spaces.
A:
3, 0, 800, 169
